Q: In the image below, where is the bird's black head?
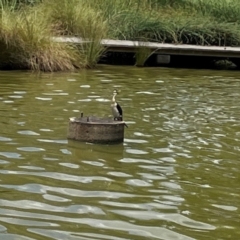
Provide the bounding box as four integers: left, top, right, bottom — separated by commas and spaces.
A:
113, 89, 120, 95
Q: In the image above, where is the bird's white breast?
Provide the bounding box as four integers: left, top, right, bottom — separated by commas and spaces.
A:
111, 103, 120, 117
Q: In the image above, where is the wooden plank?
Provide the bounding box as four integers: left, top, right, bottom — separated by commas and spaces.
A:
53, 37, 240, 58
101, 39, 240, 57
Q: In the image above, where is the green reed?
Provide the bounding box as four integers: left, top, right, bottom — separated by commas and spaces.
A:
1, 0, 240, 71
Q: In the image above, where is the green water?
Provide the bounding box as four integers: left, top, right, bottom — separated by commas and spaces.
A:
0, 66, 239, 240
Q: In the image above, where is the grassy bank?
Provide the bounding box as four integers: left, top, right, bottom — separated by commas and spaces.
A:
0, 0, 107, 71
89, 0, 240, 46
0, 0, 240, 71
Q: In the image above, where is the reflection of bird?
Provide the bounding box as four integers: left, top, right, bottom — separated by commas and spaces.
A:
111, 89, 123, 121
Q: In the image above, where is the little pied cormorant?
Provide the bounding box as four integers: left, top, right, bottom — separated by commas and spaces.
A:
111, 89, 123, 121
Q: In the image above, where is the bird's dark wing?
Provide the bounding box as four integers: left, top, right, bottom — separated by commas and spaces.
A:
116, 103, 123, 116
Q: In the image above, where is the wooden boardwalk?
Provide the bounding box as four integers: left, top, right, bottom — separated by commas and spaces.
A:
53, 36, 240, 58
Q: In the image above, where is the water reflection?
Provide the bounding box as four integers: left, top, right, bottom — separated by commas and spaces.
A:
0, 67, 239, 240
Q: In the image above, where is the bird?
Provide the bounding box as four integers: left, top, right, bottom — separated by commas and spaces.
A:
111, 89, 123, 121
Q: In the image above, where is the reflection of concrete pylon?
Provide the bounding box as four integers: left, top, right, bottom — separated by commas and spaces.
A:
68, 140, 124, 162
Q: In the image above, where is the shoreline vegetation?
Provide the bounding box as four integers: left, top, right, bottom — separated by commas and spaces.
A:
1, 0, 240, 71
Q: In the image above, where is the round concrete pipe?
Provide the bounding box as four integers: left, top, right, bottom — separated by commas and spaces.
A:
68, 116, 125, 144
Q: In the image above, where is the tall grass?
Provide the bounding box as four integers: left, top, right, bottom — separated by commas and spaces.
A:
0, 0, 107, 71
40, 0, 107, 68
0, 5, 81, 71
135, 45, 152, 67
92, 0, 240, 46
162, 0, 240, 23
1, 0, 240, 71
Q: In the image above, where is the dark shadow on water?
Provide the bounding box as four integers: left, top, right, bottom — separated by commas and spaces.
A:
99, 52, 238, 70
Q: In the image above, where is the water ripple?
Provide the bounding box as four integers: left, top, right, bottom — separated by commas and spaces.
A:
0, 171, 112, 183
0, 67, 240, 240
17, 147, 45, 152
0, 152, 23, 159
0, 207, 195, 240
111, 210, 215, 230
